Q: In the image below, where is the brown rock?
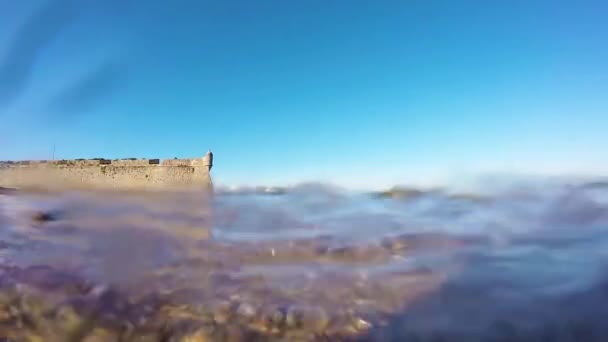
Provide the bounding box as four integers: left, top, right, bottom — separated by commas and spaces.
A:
286, 305, 330, 332
82, 328, 119, 342
212, 301, 233, 324
179, 328, 213, 342
235, 302, 256, 322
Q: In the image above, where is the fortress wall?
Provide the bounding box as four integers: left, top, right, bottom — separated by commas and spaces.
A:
0, 158, 211, 191
53, 160, 100, 166
110, 159, 160, 166
162, 159, 194, 166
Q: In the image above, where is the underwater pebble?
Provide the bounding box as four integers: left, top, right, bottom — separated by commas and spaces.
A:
31, 210, 61, 223
286, 305, 330, 332
235, 302, 256, 321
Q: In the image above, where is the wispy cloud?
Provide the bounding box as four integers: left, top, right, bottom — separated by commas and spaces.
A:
0, 0, 80, 111
47, 60, 128, 120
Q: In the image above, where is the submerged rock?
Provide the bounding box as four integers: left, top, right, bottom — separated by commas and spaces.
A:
0, 187, 17, 195
235, 302, 256, 322
31, 210, 62, 223
285, 305, 330, 332
372, 187, 425, 200
82, 327, 120, 342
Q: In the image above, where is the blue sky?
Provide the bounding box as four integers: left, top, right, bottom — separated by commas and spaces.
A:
0, 0, 607, 189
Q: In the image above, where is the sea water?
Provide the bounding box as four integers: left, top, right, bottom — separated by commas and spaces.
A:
1, 182, 608, 340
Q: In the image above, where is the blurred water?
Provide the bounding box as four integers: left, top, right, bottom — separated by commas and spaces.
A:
1, 182, 608, 340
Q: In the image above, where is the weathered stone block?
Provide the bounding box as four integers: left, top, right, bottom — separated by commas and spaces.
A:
162, 159, 192, 166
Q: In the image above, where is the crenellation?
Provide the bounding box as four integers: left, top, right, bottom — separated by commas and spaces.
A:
111, 159, 157, 166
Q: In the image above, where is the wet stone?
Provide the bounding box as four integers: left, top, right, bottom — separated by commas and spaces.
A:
17, 287, 57, 316
313, 245, 330, 256
82, 327, 120, 342
283, 330, 317, 342
250, 306, 285, 333
198, 311, 215, 325
286, 305, 330, 332
31, 210, 61, 224
54, 305, 84, 333
178, 327, 214, 342
328, 246, 354, 260
17, 266, 89, 293
163, 320, 214, 342
351, 317, 372, 332
0, 308, 11, 322
126, 332, 163, 342
95, 288, 130, 314
212, 301, 234, 324
235, 302, 256, 321
22, 333, 45, 342
381, 237, 408, 253
267, 307, 286, 329
212, 324, 250, 342
54, 306, 85, 335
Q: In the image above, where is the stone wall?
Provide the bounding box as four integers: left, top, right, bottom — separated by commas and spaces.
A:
162, 159, 194, 166
0, 157, 212, 191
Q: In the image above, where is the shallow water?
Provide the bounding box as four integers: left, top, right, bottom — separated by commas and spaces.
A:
1, 182, 608, 340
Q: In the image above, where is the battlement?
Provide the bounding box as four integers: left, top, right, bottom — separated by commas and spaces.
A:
0, 157, 207, 167
0, 153, 213, 191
